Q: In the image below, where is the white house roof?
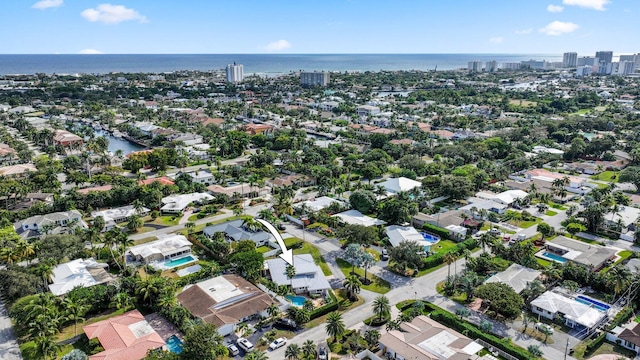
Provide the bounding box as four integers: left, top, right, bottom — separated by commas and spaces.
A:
92, 205, 149, 223
606, 206, 640, 227
379, 177, 422, 194
445, 224, 467, 235
460, 199, 507, 212
265, 254, 331, 292
386, 225, 429, 248
161, 192, 213, 212
294, 196, 345, 212
49, 258, 113, 296
530, 291, 607, 329
333, 210, 386, 227
475, 190, 527, 205
128, 234, 192, 259
484, 263, 542, 294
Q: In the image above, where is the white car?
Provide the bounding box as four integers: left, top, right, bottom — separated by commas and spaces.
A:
535, 322, 554, 334
269, 337, 287, 350
236, 337, 254, 352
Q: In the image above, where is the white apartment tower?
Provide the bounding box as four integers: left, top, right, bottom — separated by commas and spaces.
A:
467, 61, 483, 72
485, 60, 498, 72
300, 71, 330, 87
226, 63, 244, 83
563, 52, 577, 68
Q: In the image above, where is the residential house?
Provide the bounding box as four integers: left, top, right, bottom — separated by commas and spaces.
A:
177, 274, 277, 336
77, 185, 113, 195
16, 210, 86, 238
268, 174, 315, 188
475, 190, 528, 206
625, 258, 640, 274
203, 219, 274, 247
49, 258, 114, 296
386, 225, 436, 251
607, 321, 640, 355
127, 235, 196, 270
603, 206, 640, 241
243, 123, 274, 135
378, 177, 422, 196
428, 129, 455, 140
169, 133, 204, 146
265, 254, 331, 296
138, 176, 175, 186
294, 196, 346, 213
541, 236, 617, 271
160, 192, 214, 213
389, 138, 415, 146
92, 205, 150, 230
0, 163, 37, 177
379, 315, 485, 360
484, 264, 542, 294
530, 290, 609, 332
460, 198, 508, 217
170, 169, 214, 185
524, 169, 587, 189
53, 130, 83, 147
356, 105, 380, 117
333, 210, 386, 227
83, 310, 165, 360
0, 144, 18, 165
207, 183, 269, 200
133, 121, 159, 136
412, 210, 466, 230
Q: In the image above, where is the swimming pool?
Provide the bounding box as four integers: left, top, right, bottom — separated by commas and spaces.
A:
419, 232, 440, 245
286, 295, 307, 306
540, 252, 567, 263
166, 335, 183, 354
165, 255, 197, 268
576, 295, 610, 312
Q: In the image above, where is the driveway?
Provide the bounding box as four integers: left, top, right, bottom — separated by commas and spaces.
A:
0, 299, 21, 360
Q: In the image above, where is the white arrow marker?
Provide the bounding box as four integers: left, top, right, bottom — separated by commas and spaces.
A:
256, 218, 294, 266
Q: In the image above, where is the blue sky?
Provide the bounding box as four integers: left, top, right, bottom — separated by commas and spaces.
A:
1, 0, 637, 54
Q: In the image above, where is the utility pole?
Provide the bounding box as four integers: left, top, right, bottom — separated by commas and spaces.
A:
564, 338, 570, 360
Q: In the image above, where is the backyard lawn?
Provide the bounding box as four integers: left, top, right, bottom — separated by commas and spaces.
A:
591, 170, 619, 183
285, 238, 332, 276
545, 210, 558, 216
336, 258, 391, 293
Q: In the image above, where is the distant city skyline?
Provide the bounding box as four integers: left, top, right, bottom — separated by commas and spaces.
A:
2, 0, 638, 54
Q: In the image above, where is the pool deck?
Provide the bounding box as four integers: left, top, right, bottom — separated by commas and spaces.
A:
145, 313, 183, 342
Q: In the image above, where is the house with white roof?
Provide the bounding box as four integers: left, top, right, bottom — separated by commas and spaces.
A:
484, 263, 541, 294
16, 210, 86, 239
460, 198, 508, 217
160, 192, 214, 213
92, 205, 150, 230
127, 234, 196, 270
603, 206, 640, 241
333, 209, 387, 227
530, 290, 609, 332
385, 225, 434, 250
265, 254, 331, 296
475, 190, 528, 206
378, 177, 422, 196
49, 258, 114, 296
203, 219, 274, 247
294, 196, 346, 212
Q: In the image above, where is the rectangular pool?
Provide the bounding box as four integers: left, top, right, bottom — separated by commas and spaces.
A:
165, 255, 196, 268
166, 335, 183, 354
576, 295, 610, 312
540, 252, 567, 263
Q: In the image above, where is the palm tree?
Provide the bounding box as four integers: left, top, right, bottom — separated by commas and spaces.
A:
126, 214, 143, 232
364, 329, 380, 348
286, 264, 297, 290
267, 303, 280, 320
478, 233, 493, 254
342, 275, 362, 301
132, 199, 145, 215
62, 297, 88, 337
527, 344, 543, 358
36, 262, 55, 290
608, 266, 632, 297
244, 351, 268, 360
325, 312, 346, 343
285, 344, 301, 360
443, 252, 456, 282
301, 340, 316, 359
184, 221, 196, 234
372, 295, 391, 322
136, 278, 159, 306
110, 292, 134, 310
34, 335, 60, 360
242, 217, 261, 232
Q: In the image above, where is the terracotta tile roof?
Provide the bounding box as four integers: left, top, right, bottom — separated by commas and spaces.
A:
138, 177, 175, 186
429, 129, 455, 139
389, 138, 414, 145
78, 185, 113, 194
83, 310, 165, 360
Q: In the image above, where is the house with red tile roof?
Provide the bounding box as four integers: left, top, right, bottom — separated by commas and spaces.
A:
53, 130, 83, 147
83, 310, 165, 360
77, 185, 113, 195
243, 123, 273, 135
428, 129, 455, 140
138, 176, 176, 186
389, 138, 415, 146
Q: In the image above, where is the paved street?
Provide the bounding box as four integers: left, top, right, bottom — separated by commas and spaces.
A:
0, 299, 22, 360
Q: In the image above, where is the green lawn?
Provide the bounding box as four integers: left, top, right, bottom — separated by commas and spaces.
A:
545, 210, 558, 216
366, 248, 380, 261
635, 314, 640, 323
431, 239, 458, 254
147, 215, 180, 226
591, 170, 619, 183
574, 108, 592, 115
536, 257, 552, 268
336, 258, 390, 293
548, 202, 567, 210
256, 245, 271, 254
290, 239, 332, 276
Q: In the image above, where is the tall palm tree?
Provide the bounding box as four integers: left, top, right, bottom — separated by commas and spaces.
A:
608, 266, 632, 297
372, 295, 391, 322
342, 275, 362, 301
132, 199, 145, 215
443, 252, 457, 282
136, 278, 159, 306
325, 312, 346, 343
478, 233, 493, 254
34, 335, 60, 360
62, 297, 88, 336
267, 303, 280, 320
301, 340, 316, 359
285, 344, 301, 360
244, 351, 268, 360
242, 217, 261, 232
126, 214, 143, 232
110, 292, 134, 310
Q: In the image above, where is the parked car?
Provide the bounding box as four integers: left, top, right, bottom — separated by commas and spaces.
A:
317, 346, 328, 360
236, 337, 254, 352
269, 337, 287, 350
489, 228, 501, 236
274, 318, 298, 330
535, 322, 554, 334
381, 249, 389, 261
227, 344, 239, 356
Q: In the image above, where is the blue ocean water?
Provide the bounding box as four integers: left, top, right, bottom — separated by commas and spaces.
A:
0, 54, 562, 75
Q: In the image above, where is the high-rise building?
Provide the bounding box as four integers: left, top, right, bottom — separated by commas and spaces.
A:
615, 61, 636, 76
577, 57, 597, 66
300, 71, 330, 87
501, 62, 522, 71
563, 52, 578, 68
226, 63, 244, 83
595, 51, 613, 64
485, 60, 498, 72
467, 61, 483, 72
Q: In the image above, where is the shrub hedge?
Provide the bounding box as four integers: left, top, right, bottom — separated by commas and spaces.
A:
422, 223, 451, 239
309, 290, 338, 320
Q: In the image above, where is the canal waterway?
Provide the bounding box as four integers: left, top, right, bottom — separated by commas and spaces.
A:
94, 130, 145, 155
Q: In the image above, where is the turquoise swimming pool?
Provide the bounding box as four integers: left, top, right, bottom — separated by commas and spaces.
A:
540, 252, 567, 263
286, 295, 306, 306
165, 255, 196, 268
166, 335, 183, 354
420, 232, 440, 245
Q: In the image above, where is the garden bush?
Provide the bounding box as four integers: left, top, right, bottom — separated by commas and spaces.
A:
422, 223, 451, 239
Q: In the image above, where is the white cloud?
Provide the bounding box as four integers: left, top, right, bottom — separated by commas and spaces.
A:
562, 0, 609, 11
547, 4, 564, 12
489, 37, 504, 44
539, 21, 579, 35
81, 4, 147, 24
78, 49, 103, 54
32, 0, 63, 10
515, 28, 533, 35
264, 39, 291, 52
